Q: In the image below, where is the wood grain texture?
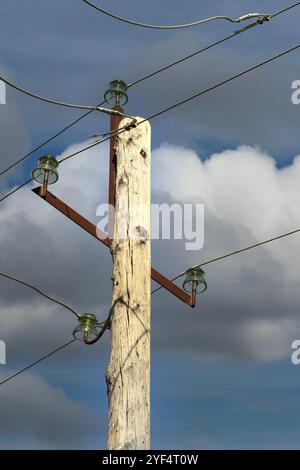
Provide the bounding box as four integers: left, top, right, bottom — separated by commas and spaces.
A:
106, 117, 151, 450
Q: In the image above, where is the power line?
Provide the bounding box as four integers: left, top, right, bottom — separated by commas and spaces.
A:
127, 0, 299, 87
1, 41, 299, 205
4, 225, 300, 386
0, 1, 299, 396
81, 0, 269, 30
0, 177, 33, 203
0, 272, 80, 318
0, 30, 257, 180
0, 102, 105, 177
142, 43, 300, 124
0, 1, 295, 180
151, 228, 300, 294
0, 118, 138, 203
0, 137, 106, 203
270, 1, 300, 19
0, 300, 131, 386
0, 339, 76, 387
61, 41, 300, 163
58, 137, 107, 164
128, 29, 254, 89
0, 75, 123, 115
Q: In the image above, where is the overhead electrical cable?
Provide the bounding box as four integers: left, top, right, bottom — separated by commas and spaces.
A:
1, 1, 300, 389
0, 339, 76, 387
81, 0, 270, 30
2, 226, 300, 386
1, 41, 299, 204
269, 2, 300, 19
0, 136, 110, 203
139, 43, 300, 125
0, 1, 297, 179
0, 272, 80, 318
151, 228, 300, 294
0, 101, 105, 177
0, 76, 122, 115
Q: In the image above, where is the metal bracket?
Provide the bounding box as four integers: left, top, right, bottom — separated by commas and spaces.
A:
32, 187, 194, 307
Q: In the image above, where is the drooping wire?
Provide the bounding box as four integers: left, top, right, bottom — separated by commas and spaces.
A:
0, 75, 122, 114
2, 225, 300, 386
81, 0, 269, 30
1, 41, 299, 204
53, 42, 300, 166
0, 31, 247, 178
127, 1, 300, 87
0, 1, 296, 180
0, 301, 123, 386
0, 2, 299, 390
151, 228, 300, 294
0, 272, 80, 318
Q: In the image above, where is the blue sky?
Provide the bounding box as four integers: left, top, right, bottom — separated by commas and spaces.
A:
1, 0, 300, 450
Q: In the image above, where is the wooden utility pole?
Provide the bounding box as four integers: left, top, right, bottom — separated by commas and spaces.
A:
106, 117, 151, 450
32, 83, 195, 450
108, 105, 123, 238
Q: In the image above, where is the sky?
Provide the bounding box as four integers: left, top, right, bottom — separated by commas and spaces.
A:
1, 0, 300, 450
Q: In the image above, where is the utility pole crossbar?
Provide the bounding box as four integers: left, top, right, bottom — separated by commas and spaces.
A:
31, 187, 193, 306
31, 111, 196, 451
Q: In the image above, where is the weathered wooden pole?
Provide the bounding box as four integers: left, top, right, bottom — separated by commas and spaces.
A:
106, 117, 151, 450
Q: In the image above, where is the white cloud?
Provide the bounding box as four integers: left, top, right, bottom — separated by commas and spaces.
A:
1, 138, 300, 366
151, 142, 300, 361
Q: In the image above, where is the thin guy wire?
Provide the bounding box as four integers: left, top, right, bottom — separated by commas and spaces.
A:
0, 272, 80, 318
151, 228, 300, 294
81, 0, 269, 30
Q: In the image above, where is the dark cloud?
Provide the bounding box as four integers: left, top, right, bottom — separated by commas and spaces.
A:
0, 369, 102, 449
1, 142, 300, 364
0, 1, 299, 159
1, 0, 299, 450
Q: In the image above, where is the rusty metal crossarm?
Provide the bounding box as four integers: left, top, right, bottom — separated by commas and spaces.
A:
32, 187, 193, 307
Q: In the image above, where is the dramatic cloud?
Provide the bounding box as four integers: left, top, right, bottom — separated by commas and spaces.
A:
1, 139, 300, 364
0, 369, 102, 449
1, 0, 299, 157
151, 143, 300, 361
0, 140, 112, 358
1, 1, 300, 448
